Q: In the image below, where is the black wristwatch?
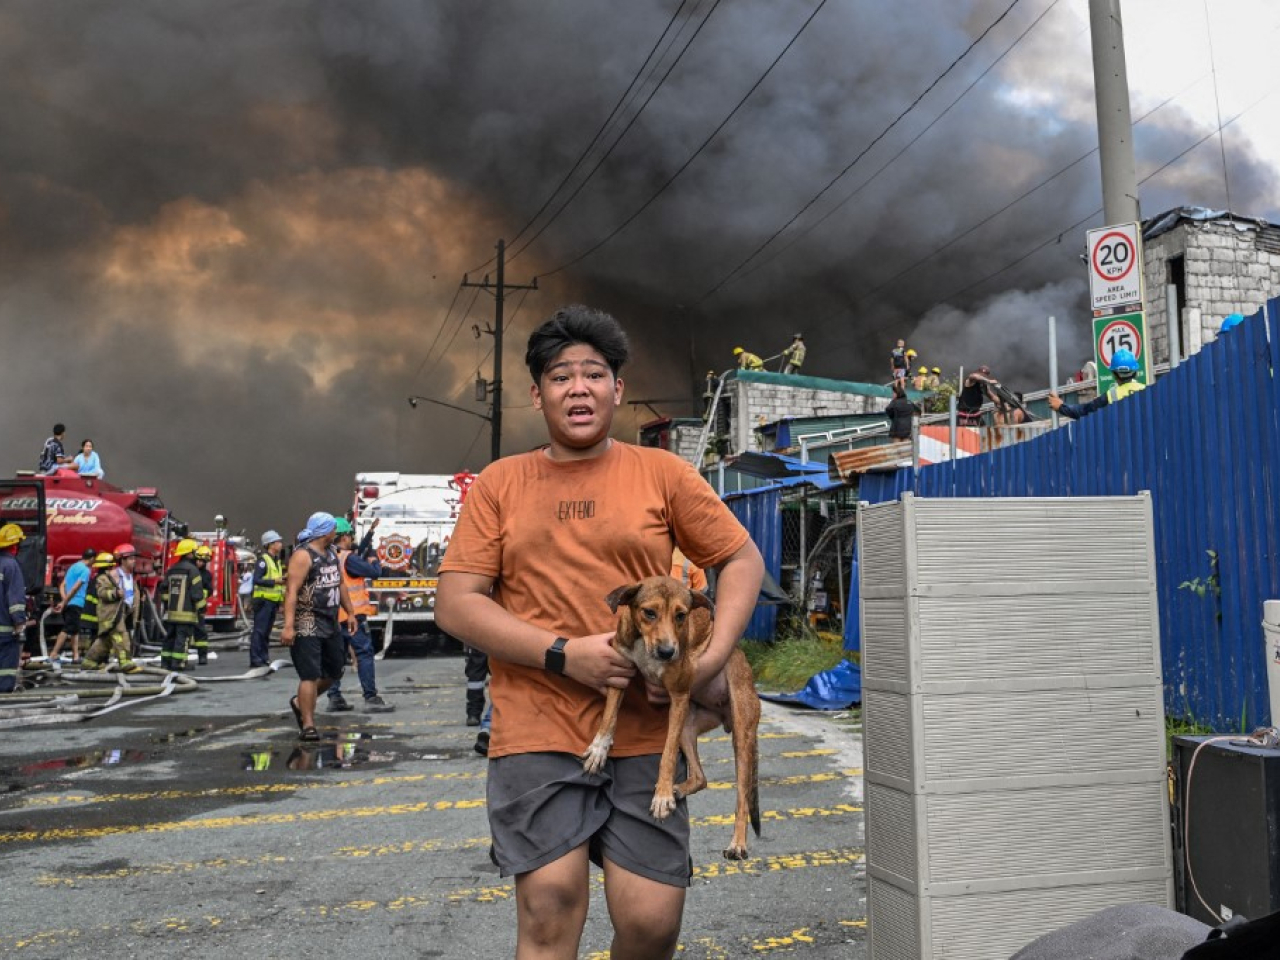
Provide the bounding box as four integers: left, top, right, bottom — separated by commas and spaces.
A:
544, 636, 569, 675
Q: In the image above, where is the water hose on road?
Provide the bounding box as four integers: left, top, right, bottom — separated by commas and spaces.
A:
0, 666, 199, 728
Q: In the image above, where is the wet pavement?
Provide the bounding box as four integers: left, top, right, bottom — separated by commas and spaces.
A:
0, 655, 865, 958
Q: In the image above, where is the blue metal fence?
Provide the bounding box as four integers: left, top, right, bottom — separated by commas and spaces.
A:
725, 486, 782, 641
861, 295, 1280, 731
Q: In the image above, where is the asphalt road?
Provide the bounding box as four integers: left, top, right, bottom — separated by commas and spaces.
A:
0, 651, 865, 958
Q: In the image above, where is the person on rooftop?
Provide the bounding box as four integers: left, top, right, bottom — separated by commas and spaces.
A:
733, 346, 764, 371
780, 333, 806, 375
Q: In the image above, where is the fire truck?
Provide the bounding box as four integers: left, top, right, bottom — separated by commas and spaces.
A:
351, 472, 474, 653
0, 471, 178, 650
167, 531, 244, 633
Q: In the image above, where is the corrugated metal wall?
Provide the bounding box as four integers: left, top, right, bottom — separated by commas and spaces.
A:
861, 295, 1280, 731
725, 486, 782, 641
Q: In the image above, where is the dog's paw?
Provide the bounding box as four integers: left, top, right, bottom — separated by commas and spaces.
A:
723, 842, 750, 861
581, 735, 612, 774
650, 792, 678, 820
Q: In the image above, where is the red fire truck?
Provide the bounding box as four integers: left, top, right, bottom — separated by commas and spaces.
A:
0, 471, 178, 650
168, 532, 244, 632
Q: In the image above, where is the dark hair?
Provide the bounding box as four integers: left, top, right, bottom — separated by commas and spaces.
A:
892, 380, 906, 399
525, 305, 630, 383
81, 439, 93, 450
81, 548, 95, 560
53, 423, 65, 436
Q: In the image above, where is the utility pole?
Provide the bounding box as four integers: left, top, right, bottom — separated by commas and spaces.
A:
462, 239, 537, 462
1088, 0, 1140, 225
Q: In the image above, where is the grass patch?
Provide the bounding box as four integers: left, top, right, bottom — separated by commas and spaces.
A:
743, 631, 850, 693
1165, 714, 1216, 759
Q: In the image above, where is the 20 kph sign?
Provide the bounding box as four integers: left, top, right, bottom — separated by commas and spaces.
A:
1086, 222, 1143, 310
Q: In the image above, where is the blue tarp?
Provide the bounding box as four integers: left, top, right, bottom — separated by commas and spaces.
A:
759, 659, 862, 710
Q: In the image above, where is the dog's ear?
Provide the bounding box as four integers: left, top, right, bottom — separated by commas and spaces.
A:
689, 590, 714, 615
605, 583, 642, 614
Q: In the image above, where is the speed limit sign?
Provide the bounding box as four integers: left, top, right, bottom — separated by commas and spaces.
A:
1087, 222, 1144, 311
1092, 311, 1149, 394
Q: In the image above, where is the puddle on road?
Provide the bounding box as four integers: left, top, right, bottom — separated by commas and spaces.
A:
150, 725, 216, 744
241, 731, 463, 772
1, 748, 154, 781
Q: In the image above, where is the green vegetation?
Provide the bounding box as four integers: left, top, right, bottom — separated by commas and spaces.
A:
1165, 714, 1216, 759
742, 630, 851, 693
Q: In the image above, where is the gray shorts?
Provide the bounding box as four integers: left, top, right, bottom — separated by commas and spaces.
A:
486, 752, 691, 888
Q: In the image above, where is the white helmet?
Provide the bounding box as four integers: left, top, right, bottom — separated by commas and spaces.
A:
261, 529, 282, 546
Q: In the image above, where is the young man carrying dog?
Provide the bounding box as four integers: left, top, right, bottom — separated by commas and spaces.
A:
436, 305, 764, 960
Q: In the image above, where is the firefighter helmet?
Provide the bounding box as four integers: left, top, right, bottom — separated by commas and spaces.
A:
906, 349, 917, 358
114, 543, 137, 560
1108, 348, 1139, 376
0, 523, 24, 549
334, 518, 354, 536
733, 347, 744, 355
195, 544, 213, 560
918, 366, 928, 374
931, 367, 941, 375
173, 538, 198, 558
92, 551, 116, 568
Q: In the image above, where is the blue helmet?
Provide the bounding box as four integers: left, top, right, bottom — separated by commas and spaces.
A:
1219, 313, 1245, 333
1109, 348, 1139, 376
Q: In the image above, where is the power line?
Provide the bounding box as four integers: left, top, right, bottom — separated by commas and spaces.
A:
534, 0, 831, 280
508, 0, 726, 268
407, 281, 464, 390
451, 286, 536, 402
465, 0, 695, 275
694, 0, 1028, 304
720, 0, 1067, 292
422, 287, 482, 384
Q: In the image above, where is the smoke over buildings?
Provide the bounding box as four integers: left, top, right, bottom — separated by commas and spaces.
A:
0, 0, 1276, 533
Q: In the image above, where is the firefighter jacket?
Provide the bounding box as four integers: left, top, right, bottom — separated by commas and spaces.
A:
337, 549, 381, 623
163, 558, 206, 625
0, 552, 27, 639
86, 570, 127, 637
252, 552, 285, 603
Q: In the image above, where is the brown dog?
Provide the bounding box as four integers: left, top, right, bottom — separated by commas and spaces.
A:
582, 575, 761, 860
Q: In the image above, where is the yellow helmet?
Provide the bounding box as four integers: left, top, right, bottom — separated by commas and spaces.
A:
195, 544, 213, 560
918, 366, 928, 374
0, 523, 24, 549
173, 538, 198, 558
733, 347, 744, 355
906, 349, 917, 357
92, 551, 116, 568
931, 367, 942, 375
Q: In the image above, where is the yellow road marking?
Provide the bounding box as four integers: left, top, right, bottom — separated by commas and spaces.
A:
5, 847, 863, 951
34, 803, 862, 885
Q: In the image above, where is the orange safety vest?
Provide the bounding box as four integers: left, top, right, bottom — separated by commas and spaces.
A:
337, 549, 376, 621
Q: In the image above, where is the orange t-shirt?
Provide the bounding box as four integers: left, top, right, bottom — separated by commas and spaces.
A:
439, 441, 749, 759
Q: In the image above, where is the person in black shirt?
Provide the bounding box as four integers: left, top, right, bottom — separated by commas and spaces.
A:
957, 366, 999, 426
885, 381, 918, 440
38, 424, 72, 474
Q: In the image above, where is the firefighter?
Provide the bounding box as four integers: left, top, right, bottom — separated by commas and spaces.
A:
249, 530, 285, 668
83, 551, 140, 673
191, 544, 214, 664
781, 333, 806, 375
1048, 349, 1145, 420
161, 538, 204, 672
732, 346, 764, 371
327, 518, 394, 713
0, 523, 29, 693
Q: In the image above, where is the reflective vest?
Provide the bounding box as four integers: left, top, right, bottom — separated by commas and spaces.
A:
738, 351, 764, 371
253, 552, 284, 603
337, 550, 375, 622
163, 558, 205, 624
1107, 380, 1146, 403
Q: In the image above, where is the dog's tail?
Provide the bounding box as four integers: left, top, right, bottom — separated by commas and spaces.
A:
749, 747, 761, 837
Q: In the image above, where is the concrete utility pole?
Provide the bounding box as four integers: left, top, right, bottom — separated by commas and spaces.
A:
1089, 0, 1141, 225
462, 239, 537, 462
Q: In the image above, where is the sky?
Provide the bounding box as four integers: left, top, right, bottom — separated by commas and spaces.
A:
1, 0, 1277, 537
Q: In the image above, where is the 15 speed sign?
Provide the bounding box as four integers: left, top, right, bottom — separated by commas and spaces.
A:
1087, 222, 1144, 311
1092, 311, 1149, 396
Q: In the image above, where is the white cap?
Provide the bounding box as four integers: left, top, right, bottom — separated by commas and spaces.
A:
261, 529, 282, 546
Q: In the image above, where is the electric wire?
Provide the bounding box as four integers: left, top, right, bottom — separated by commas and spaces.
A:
452, 286, 535, 402
407, 281, 464, 390
507, 0, 726, 267
464, 0, 695, 275
532, 0, 829, 279
718, 0, 1066, 294
421, 287, 482, 386
693, 0, 1026, 304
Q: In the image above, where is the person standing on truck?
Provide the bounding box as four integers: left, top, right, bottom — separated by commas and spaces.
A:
160, 539, 204, 672
435, 305, 764, 960
0, 524, 30, 693
50, 548, 95, 663
82, 550, 140, 673
191, 544, 214, 665
283, 512, 356, 741
326, 517, 394, 713
249, 530, 285, 669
